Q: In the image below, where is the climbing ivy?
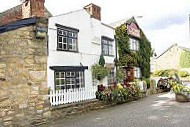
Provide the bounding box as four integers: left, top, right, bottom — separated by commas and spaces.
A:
115, 22, 152, 79
180, 50, 190, 68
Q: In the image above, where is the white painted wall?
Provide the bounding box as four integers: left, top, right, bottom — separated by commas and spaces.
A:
47, 9, 116, 90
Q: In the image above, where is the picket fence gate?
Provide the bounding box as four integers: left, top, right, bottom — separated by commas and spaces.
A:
49, 86, 97, 106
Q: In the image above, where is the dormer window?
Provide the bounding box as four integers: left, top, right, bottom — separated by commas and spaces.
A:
129, 38, 139, 51
56, 24, 79, 52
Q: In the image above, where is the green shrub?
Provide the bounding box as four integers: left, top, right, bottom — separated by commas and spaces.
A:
99, 54, 105, 67
178, 71, 189, 77
180, 50, 190, 68
91, 64, 110, 81
152, 69, 177, 77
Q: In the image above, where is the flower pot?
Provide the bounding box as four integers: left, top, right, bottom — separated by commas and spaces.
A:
175, 93, 189, 102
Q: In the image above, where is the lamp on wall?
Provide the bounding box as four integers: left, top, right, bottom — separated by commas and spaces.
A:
35, 27, 47, 39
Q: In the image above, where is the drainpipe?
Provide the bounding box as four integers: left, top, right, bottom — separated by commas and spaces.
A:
114, 35, 118, 81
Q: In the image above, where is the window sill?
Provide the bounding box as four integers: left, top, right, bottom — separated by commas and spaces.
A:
102, 54, 115, 57
57, 49, 79, 53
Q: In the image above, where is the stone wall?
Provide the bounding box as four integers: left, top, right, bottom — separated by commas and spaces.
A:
0, 17, 50, 126
51, 99, 116, 122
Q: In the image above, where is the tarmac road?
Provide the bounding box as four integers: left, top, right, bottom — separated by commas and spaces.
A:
45, 92, 190, 127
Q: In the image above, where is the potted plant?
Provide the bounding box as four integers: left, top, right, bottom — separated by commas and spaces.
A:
172, 84, 190, 102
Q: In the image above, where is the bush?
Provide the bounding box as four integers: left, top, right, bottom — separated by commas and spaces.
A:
152, 69, 177, 77
172, 84, 190, 95
96, 83, 141, 103
178, 71, 189, 77
91, 64, 110, 81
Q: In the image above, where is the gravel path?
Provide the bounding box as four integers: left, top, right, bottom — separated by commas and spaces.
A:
45, 92, 190, 127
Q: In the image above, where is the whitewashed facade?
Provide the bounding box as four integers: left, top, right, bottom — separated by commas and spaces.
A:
47, 7, 116, 92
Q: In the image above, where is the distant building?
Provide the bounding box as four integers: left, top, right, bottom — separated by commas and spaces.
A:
151, 44, 190, 72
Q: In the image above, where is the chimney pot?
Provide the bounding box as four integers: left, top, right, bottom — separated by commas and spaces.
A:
84, 3, 101, 21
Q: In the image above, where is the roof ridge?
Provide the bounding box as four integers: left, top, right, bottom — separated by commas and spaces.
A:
51, 9, 84, 18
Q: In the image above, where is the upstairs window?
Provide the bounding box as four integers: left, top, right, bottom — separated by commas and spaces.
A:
101, 36, 114, 56
56, 24, 79, 52
129, 38, 139, 51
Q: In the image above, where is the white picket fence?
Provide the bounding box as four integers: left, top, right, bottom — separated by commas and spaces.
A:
49, 86, 97, 106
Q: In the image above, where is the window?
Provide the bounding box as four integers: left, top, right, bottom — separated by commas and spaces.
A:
134, 67, 141, 78
55, 71, 85, 90
102, 36, 114, 56
129, 38, 139, 51
108, 68, 115, 85
57, 24, 79, 52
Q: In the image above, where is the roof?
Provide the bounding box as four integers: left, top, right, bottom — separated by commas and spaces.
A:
0, 17, 37, 34
101, 23, 115, 30
50, 66, 88, 71
156, 44, 190, 59
109, 16, 139, 29
52, 8, 115, 30
52, 9, 84, 18
0, 4, 52, 19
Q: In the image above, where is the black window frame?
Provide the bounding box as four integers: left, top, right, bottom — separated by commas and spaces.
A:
101, 36, 114, 56
56, 24, 79, 52
108, 67, 116, 85
129, 37, 139, 51
54, 70, 85, 91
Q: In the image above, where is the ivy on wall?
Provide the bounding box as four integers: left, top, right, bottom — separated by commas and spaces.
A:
180, 50, 190, 68
115, 22, 152, 79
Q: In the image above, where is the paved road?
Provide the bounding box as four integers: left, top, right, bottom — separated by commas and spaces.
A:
46, 93, 190, 127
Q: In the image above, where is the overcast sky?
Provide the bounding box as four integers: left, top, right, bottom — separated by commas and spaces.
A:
0, 0, 190, 55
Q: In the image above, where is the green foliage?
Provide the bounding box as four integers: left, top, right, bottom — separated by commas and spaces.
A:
116, 67, 126, 82
178, 71, 190, 77
115, 22, 152, 79
172, 84, 190, 95
152, 69, 177, 77
99, 54, 105, 67
152, 69, 189, 78
180, 50, 190, 68
91, 64, 110, 81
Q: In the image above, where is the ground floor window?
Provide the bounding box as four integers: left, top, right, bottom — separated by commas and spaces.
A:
55, 70, 85, 90
108, 68, 115, 85
134, 67, 141, 78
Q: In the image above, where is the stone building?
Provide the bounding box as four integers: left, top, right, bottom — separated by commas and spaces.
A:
151, 44, 190, 72
0, 0, 52, 126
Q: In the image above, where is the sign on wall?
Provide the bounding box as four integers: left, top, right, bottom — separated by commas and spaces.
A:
126, 22, 141, 38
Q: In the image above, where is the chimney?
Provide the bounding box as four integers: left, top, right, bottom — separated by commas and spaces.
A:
84, 3, 101, 21
22, 0, 45, 18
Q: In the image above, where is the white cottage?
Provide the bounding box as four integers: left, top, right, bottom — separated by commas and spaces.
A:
47, 3, 116, 97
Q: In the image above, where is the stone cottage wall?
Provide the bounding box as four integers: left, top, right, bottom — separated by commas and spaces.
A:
0, 17, 50, 126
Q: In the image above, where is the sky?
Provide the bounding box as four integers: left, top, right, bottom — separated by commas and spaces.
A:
0, 0, 190, 55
